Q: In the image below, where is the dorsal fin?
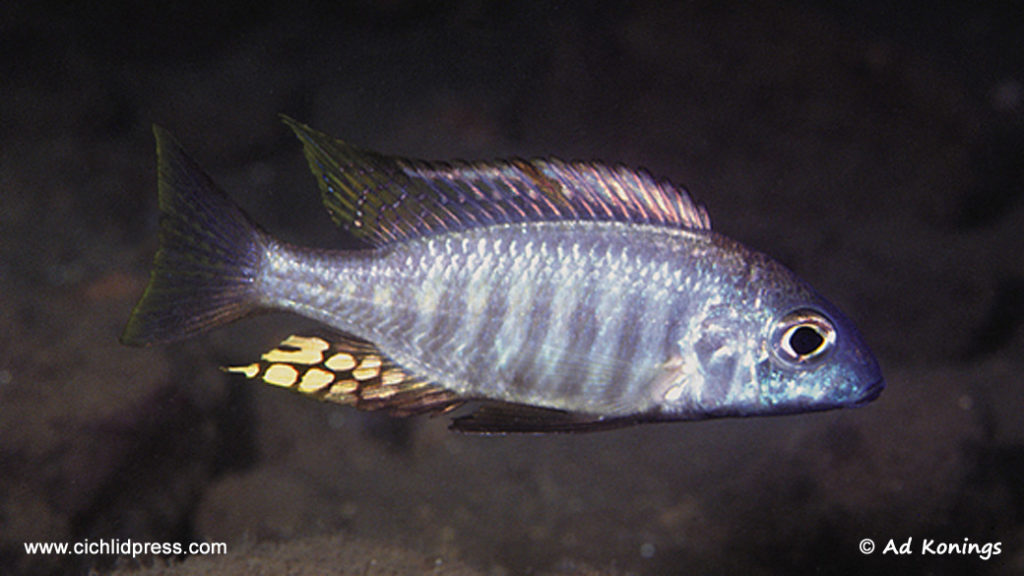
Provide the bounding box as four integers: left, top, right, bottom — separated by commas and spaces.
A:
282, 116, 711, 247
224, 334, 461, 416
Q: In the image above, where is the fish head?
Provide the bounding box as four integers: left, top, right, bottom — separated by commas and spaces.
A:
657, 256, 883, 419
748, 294, 884, 416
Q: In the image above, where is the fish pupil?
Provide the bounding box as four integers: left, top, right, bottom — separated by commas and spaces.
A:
789, 325, 825, 356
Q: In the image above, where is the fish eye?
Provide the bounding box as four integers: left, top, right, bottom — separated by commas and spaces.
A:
770, 309, 836, 366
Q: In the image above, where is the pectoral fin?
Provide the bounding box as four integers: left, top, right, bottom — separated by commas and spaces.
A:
449, 402, 648, 434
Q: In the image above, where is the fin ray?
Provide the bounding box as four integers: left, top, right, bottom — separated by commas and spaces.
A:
121, 127, 265, 346
226, 333, 461, 417
282, 116, 710, 248
449, 403, 649, 434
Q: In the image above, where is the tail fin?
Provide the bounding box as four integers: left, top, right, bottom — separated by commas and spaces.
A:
120, 126, 266, 346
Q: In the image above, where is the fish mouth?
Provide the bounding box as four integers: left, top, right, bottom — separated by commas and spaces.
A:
852, 377, 885, 406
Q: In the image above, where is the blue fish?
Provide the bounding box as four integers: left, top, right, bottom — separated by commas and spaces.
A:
121, 117, 883, 433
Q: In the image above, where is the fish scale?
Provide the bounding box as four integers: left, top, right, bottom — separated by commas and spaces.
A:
120, 117, 883, 433
256, 222, 711, 414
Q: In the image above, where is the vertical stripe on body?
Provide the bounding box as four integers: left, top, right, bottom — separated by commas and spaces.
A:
581, 243, 633, 411
453, 237, 500, 354
542, 245, 602, 403
602, 252, 652, 411
491, 237, 542, 393
413, 237, 466, 359
462, 257, 513, 391
611, 260, 677, 411
511, 249, 557, 396
526, 241, 584, 397
372, 267, 421, 347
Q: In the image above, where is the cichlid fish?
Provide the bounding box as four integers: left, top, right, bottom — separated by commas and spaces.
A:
121, 117, 883, 433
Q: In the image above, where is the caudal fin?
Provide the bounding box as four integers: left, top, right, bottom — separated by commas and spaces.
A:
120, 126, 266, 346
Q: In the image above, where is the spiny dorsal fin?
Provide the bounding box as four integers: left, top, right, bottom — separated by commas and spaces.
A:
282, 116, 711, 248
224, 334, 460, 416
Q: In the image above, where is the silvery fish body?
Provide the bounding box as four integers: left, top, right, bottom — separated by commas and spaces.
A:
122, 117, 883, 433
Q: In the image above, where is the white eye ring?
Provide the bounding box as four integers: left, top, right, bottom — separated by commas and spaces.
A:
770, 309, 836, 366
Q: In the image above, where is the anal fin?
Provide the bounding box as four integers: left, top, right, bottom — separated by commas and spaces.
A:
224, 334, 461, 417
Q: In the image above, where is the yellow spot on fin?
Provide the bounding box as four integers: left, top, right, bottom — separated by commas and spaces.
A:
263, 363, 299, 387
298, 367, 335, 393
261, 335, 329, 364
352, 355, 382, 381
224, 363, 260, 379
324, 352, 356, 371
223, 333, 460, 417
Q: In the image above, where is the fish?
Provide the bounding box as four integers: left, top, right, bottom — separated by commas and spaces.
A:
120, 116, 884, 433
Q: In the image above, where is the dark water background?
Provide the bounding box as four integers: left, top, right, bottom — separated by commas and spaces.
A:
2, 1, 1022, 574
